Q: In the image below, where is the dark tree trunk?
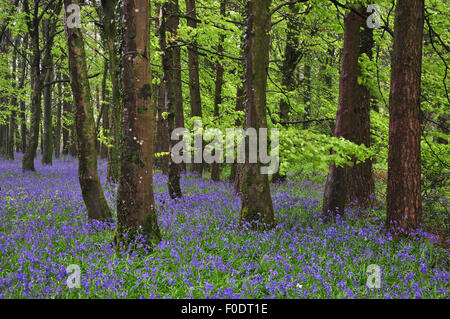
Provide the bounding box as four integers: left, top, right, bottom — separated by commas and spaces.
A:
173, 9, 185, 173
6, 36, 19, 160
54, 73, 62, 158
116, 0, 161, 245
41, 10, 60, 165
20, 37, 29, 154
240, 0, 275, 229
101, 0, 121, 183
322, 7, 362, 220
231, 84, 244, 190
64, 0, 111, 221
387, 0, 424, 234
62, 80, 71, 155
99, 60, 109, 159
211, 0, 227, 182
160, 0, 182, 199
185, 0, 203, 176
22, 1, 43, 171
347, 20, 376, 208
155, 80, 169, 174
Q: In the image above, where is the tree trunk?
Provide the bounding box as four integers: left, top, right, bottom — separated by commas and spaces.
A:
116, 0, 161, 245
64, 0, 111, 221
101, 0, 121, 183
211, 0, 227, 182
19, 35, 28, 154
231, 84, 244, 189
322, 7, 362, 220
54, 72, 62, 158
387, 0, 424, 234
161, 0, 182, 199
185, 0, 203, 176
42, 13, 59, 165
100, 60, 109, 159
22, 5, 42, 171
347, 20, 376, 208
240, 0, 275, 229
62, 80, 71, 155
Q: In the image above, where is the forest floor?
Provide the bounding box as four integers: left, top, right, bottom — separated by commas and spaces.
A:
0, 155, 448, 298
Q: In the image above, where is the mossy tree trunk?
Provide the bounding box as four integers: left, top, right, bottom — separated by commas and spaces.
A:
116, 0, 161, 245
64, 0, 111, 221
239, 0, 275, 229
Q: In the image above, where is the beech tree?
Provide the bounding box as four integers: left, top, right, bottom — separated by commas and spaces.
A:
239, 0, 275, 229
63, 0, 111, 220
116, 0, 161, 244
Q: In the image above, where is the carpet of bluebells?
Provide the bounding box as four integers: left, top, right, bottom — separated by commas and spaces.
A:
0, 154, 448, 299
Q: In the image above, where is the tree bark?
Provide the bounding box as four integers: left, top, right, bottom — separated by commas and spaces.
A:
322, 7, 362, 220
160, 0, 182, 199
211, 0, 227, 182
64, 0, 111, 221
22, 1, 43, 171
185, 0, 203, 176
387, 0, 424, 234
347, 20, 376, 208
239, 0, 275, 229
116, 0, 161, 245
100, 0, 121, 183
54, 72, 62, 158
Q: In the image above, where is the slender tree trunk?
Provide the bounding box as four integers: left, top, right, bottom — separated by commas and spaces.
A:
161, 0, 182, 199
185, 0, 203, 176
42, 15, 58, 165
322, 7, 362, 220
116, 0, 161, 245
211, 0, 227, 182
172, 2, 185, 173
54, 72, 62, 158
6, 36, 19, 160
231, 84, 244, 189
240, 0, 275, 229
62, 81, 71, 155
387, 0, 424, 234
64, 0, 111, 220
22, 8, 42, 171
155, 80, 169, 174
100, 61, 109, 159
18, 36, 28, 154
101, 0, 121, 183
